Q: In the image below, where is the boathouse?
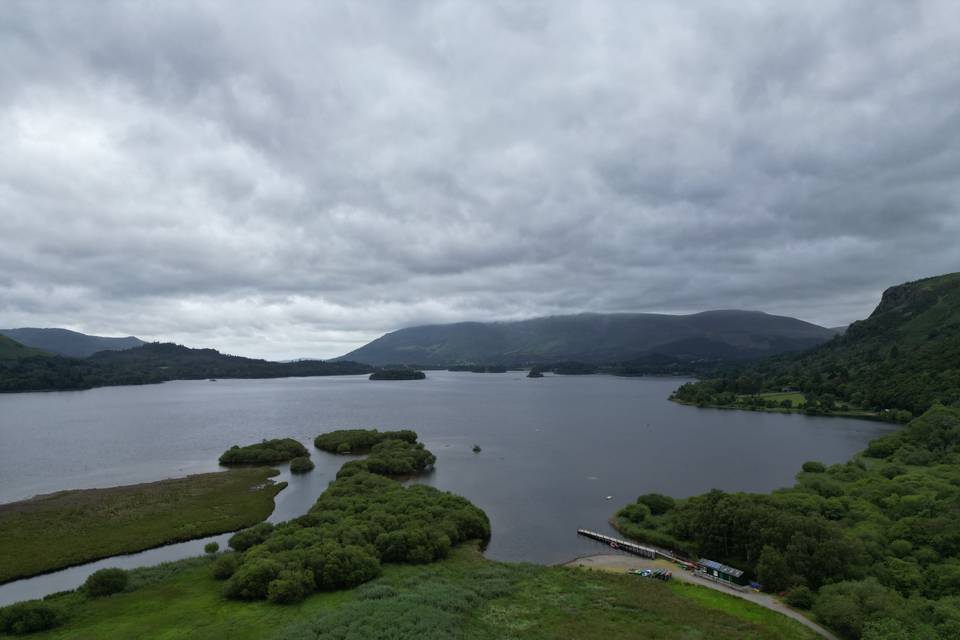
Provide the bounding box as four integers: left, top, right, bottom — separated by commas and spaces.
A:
698, 558, 747, 586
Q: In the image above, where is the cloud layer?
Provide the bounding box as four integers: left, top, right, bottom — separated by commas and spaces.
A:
1, 1, 959, 358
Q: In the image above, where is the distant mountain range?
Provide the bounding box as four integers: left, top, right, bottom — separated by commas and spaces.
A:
336, 310, 837, 367
0, 328, 145, 358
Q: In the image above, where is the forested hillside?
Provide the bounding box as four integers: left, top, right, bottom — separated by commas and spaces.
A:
615, 405, 960, 639
0, 342, 373, 392
0, 328, 144, 358
674, 273, 960, 418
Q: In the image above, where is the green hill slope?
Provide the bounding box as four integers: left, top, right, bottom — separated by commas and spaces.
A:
674, 272, 960, 417
88, 342, 373, 380
0, 336, 48, 360
0, 328, 144, 358
337, 310, 835, 366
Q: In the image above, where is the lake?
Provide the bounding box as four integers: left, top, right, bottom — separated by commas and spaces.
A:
0, 372, 894, 604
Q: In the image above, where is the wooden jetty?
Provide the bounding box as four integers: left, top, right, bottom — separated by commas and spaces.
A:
577, 529, 656, 559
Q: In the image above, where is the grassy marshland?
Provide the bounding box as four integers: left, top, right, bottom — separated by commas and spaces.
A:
0, 468, 284, 583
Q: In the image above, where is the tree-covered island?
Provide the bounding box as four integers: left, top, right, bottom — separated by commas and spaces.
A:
369, 369, 426, 381
219, 439, 310, 465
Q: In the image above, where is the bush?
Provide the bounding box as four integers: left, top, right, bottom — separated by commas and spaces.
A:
213, 554, 239, 580
888, 539, 912, 558
802, 461, 827, 473
307, 544, 381, 590
0, 602, 63, 635
290, 456, 315, 474
757, 546, 791, 592
356, 583, 398, 600
84, 568, 129, 597
204, 541, 220, 554
813, 578, 902, 639
229, 522, 275, 552
636, 493, 675, 515
267, 568, 316, 604
618, 502, 651, 524
223, 559, 283, 600
785, 585, 815, 609
880, 464, 906, 479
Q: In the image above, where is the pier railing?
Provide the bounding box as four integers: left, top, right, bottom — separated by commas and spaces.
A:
576, 529, 656, 559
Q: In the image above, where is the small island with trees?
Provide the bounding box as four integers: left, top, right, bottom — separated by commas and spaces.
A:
208, 428, 481, 605
218, 438, 310, 465
313, 428, 417, 454
369, 369, 426, 381
289, 456, 315, 474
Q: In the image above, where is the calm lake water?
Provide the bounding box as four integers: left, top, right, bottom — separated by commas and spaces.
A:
0, 372, 894, 604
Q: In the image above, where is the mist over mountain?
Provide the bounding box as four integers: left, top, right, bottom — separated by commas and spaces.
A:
337, 310, 835, 367
0, 328, 145, 358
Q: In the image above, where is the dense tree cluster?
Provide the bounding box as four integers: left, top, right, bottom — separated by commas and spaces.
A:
83, 568, 129, 598
335, 440, 436, 478
615, 405, 960, 639
673, 273, 960, 418
219, 439, 309, 465
313, 429, 417, 454
218, 431, 489, 604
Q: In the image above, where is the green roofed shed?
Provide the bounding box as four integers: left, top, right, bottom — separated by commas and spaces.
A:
698, 558, 748, 586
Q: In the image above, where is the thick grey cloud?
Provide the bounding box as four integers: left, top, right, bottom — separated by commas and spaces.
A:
1, 1, 958, 359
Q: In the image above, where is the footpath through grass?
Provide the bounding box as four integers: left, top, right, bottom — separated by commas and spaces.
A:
23, 545, 819, 640
0, 469, 284, 583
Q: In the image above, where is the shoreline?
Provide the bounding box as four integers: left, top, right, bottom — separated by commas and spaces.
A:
669, 397, 887, 423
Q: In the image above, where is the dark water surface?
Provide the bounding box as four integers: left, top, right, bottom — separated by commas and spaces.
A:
0, 372, 894, 604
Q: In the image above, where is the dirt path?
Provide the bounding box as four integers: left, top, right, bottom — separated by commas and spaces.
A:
563, 554, 839, 640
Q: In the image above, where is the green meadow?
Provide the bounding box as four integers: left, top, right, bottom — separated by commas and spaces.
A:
23, 545, 818, 640
0, 468, 283, 583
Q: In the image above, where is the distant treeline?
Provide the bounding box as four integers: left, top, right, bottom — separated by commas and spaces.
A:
0, 342, 374, 392
369, 369, 426, 381
438, 356, 729, 377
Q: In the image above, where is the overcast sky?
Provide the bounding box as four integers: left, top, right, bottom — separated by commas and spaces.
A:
1, 1, 959, 359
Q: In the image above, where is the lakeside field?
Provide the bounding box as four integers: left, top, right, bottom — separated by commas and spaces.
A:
23, 544, 819, 640
0, 469, 284, 583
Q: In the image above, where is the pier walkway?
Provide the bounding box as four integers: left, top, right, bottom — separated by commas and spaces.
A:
576, 529, 657, 559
